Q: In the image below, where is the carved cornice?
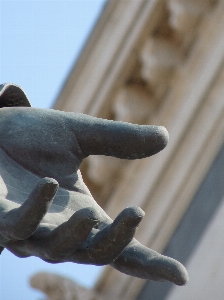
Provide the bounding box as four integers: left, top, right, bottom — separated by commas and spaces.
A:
168, 0, 213, 33
140, 37, 182, 98
79, 0, 214, 203
54, 0, 214, 119
113, 83, 155, 124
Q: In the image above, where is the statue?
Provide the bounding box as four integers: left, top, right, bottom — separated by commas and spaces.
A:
0, 83, 188, 285
30, 272, 99, 300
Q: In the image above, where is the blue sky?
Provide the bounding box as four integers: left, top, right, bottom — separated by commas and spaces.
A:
0, 1, 106, 299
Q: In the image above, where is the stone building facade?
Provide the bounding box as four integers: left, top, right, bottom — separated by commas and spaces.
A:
33, 0, 224, 299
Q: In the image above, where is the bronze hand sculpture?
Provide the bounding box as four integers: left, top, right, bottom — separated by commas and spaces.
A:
0, 83, 188, 285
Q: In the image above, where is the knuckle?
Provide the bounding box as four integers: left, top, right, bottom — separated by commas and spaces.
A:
88, 249, 115, 265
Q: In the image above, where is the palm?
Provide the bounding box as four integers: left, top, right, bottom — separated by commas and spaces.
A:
0, 107, 188, 285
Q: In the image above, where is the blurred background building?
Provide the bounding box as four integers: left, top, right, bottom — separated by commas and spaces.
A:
32, 0, 224, 299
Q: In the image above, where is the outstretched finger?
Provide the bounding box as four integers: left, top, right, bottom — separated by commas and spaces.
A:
72, 113, 169, 159
111, 240, 189, 286
88, 207, 145, 265
2, 177, 58, 240
42, 207, 99, 259
146, 254, 189, 285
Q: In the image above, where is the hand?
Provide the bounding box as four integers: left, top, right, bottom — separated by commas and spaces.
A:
0, 107, 188, 285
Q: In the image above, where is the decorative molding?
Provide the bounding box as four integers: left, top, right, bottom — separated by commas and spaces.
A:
168, 0, 213, 33
86, 155, 122, 186
113, 84, 155, 124
140, 37, 182, 97
54, 0, 168, 116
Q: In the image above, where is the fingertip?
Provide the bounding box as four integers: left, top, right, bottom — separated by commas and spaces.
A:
116, 206, 145, 229
154, 256, 189, 286
156, 126, 169, 151
137, 125, 169, 158
41, 177, 59, 187
66, 207, 100, 234
39, 177, 59, 200
175, 263, 189, 286
124, 206, 145, 219
167, 258, 189, 286
76, 207, 99, 222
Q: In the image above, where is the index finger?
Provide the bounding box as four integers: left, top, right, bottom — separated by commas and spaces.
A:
69, 113, 169, 159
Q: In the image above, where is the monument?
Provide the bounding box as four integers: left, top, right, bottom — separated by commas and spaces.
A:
0, 83, 188, 285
